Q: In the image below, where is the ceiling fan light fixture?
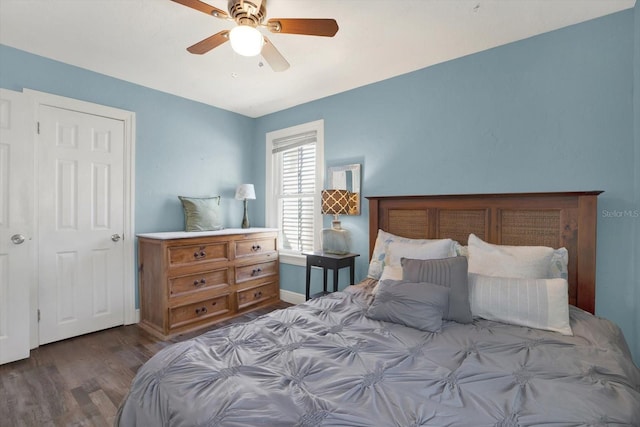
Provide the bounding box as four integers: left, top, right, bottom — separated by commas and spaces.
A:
229, 25, 264, 57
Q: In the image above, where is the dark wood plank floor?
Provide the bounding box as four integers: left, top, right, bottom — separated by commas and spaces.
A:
0, 301, 291, 427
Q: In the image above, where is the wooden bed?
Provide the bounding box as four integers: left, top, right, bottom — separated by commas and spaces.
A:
367, 191, 602, 313
118, 190, 640, 427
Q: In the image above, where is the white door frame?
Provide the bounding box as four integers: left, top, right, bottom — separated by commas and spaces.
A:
25, 89, 136, 348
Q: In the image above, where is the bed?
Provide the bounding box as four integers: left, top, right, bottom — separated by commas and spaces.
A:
117, 192, 640, 426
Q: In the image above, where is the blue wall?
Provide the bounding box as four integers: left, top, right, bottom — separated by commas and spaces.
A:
0, 45, 255, 235
254, 9, 640, 363
633, 1, 640, 364
0, 44, 256, 307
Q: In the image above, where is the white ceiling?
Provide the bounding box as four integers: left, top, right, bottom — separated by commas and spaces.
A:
0, 0, 635, 118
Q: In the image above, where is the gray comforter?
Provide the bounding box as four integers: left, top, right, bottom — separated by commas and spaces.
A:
117, 284, 640, 426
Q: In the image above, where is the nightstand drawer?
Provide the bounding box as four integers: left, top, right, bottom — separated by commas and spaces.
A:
235, 237, 277, 258
237, 282, 278, 310
235, 260, 278, 284
168, 242, 229, 267
306, 254, 327, 267
169, 293, 231, 329
169, 268, 231, 298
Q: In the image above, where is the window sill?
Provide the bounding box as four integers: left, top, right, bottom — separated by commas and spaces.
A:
278, 252, 306, 267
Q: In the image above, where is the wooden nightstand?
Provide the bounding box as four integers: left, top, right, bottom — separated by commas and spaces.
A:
303, 251, 360, 300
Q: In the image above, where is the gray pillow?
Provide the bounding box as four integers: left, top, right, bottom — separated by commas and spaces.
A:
401, 256, 472, 324
178, 196, 223, 232
366, 280, 449, 332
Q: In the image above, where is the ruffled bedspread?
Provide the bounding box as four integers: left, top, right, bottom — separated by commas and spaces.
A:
117, 282, 640, 426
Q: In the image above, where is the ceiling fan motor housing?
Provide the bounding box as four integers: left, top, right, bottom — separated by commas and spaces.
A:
229, 0, 266, 26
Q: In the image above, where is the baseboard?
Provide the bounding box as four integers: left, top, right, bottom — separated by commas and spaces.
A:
279, 289, 305, 305
134, 308, 140, 323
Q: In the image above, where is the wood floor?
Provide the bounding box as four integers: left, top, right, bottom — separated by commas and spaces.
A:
0, 301, 291, 427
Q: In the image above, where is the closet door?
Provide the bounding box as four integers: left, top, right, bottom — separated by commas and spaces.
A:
37, 104, 126, 345
0, 89, 33, 364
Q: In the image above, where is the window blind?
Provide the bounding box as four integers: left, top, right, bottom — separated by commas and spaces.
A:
274, 131, 317, 253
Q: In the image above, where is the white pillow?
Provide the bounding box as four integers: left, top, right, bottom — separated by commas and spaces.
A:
385, 239, 454, 267
372, 265, 403, 295
467, 233, 556, 279
468, 273, 572, 335
458, 241, 568, 279
367, 229, 456, 279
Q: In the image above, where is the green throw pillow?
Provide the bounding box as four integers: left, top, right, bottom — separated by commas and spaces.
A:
178, 196, 223, 232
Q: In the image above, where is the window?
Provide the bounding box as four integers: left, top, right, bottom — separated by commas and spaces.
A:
266, 120, 324, 266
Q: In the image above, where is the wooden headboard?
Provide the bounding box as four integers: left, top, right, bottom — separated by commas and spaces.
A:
367, 192, 602, 313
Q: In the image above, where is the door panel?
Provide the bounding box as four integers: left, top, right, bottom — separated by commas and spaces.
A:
38, 105, 125, 345
0, 89, 33, 364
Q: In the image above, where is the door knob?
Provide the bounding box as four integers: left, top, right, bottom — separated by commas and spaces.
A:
11, 234, 25, 245
111, 233, 121, 242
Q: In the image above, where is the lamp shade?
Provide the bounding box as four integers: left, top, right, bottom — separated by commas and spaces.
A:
229, 25, 264, 57
321, 189, 350, 215
235, 184, 256, 200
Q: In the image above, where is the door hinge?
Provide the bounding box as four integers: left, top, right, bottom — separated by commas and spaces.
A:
37, 121, 40, 134
37, 309, 41, 322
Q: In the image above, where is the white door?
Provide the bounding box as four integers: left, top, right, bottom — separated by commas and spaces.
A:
0, 89, 33, 364
37, 104, 125, 345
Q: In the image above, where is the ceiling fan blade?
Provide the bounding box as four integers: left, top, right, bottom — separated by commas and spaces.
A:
262, 37, 290, 72
187, 30, 230, 54
171, 0, 228, 19
267, 18, 338, 37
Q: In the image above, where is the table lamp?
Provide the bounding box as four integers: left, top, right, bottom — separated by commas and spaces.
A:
320, 189, 351, 254
235, 184, 256, 228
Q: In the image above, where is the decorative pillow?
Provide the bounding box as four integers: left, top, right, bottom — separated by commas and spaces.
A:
367, 229, 456, 279
178, 196, 223, 232
468, 273, 572, 335
385, 239, 454, 267
549, 248, 569, 279
372, 265, 403, 295
467, 233, 556, 279
401, 256, 472, 324
457, 243, 568, 279
454, 242, 569, 279
366, 280, 449, 332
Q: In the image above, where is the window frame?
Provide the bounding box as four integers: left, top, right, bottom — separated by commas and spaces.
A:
265, 120, 324, 266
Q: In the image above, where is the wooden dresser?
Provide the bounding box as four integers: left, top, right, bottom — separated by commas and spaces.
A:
137, 228, 280, 340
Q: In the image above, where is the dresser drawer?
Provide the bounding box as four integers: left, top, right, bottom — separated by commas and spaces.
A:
169, 268, 231, 298
168, 242, 229, 267
235, 237, 277, 258
169, 293, 231, 329
237, 282, 278, 310
138, 230, 279, 340
235, 260, 278, 284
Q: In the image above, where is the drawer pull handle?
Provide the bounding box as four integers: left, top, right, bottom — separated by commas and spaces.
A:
251, 268, 262, 276
195, 307, 208, 315
253, 290, 263, 299
193, 250, 207, 259
193, 278, 207, 287
211, 301, 217, 306
251, 244, 262, 252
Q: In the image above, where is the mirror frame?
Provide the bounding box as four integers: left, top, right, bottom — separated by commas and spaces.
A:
327, 164, 361, 215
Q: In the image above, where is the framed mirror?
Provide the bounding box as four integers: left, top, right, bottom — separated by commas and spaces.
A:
328, 164, 361, 215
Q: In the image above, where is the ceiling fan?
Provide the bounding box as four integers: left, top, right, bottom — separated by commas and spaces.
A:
171, 0, 339, 72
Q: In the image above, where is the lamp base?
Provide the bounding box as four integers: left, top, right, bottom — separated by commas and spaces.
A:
241, 199, 250, 229
321, 228, 350, 254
